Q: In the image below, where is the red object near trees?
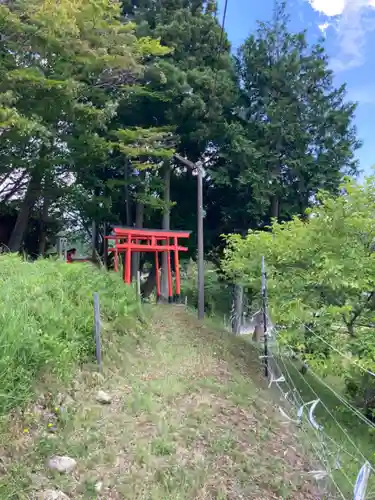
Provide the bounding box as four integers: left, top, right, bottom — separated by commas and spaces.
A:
66, 248, 76, 263
66, 248, 91, 264
104, 227, 190, 301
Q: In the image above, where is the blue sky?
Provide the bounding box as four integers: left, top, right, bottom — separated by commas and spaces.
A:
218, 0, 375, 176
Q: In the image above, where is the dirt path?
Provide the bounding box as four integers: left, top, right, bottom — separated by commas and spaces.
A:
0, 307, 327, 499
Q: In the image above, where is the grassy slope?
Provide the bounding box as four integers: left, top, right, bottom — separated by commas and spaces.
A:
0, 255, 140, 415
1, 306, 327, 499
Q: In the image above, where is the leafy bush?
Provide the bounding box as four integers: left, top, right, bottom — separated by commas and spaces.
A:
222, 176, 375, 412
223, 177, 375, 338
0, 255, 139, 414
181, 259, 231, 315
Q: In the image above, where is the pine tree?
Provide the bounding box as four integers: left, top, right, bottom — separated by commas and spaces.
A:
113, 0, 238, 294
235, 1, 360, 222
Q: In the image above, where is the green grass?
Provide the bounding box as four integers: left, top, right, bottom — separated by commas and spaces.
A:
0, 307, 326, 499
0, 255, 141, 415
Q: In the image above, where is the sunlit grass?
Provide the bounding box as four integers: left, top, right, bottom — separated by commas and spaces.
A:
0, 254, 140, 415
0, 307, 325, 499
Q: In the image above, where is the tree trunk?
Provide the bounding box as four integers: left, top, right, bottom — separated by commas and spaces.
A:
131, 201, 144, 279
252, 310, 264, 341
124, 161, 131, 226
91, 186, 102, 263
141, 261, 157, 298
38, 194, 50, 256
8, 169, 42, 252
270, 195, 279, 220
231, 284, 244, 335
252, 324, 264, 342
91, 219, 98, 262
270, 150, 282, 222
347, 321, 356, 337
160, 163, 171, 301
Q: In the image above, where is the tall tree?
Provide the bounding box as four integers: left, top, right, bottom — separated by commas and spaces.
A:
231, 1, 360, 225
0, 0, 168, 251
118, 0, 238, 295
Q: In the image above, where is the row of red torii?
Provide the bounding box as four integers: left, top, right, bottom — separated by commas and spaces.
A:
104, 227, 191, 301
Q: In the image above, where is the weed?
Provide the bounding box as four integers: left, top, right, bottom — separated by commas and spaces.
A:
0, 255, 140, 415
0, 306, 325, 499
151, 436, 176, 456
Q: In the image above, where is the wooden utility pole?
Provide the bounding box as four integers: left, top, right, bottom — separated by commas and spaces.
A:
232, 284, 244, 335
174, 153, 205, 320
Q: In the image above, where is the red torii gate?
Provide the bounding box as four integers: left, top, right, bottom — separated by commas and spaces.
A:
104, 227, 190, 301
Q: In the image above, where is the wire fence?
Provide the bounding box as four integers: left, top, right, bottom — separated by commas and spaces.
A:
269, 325, 374, 498
229, 258, 375, 500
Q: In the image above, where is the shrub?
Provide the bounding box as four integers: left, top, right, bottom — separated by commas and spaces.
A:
181, 259, 231, 315
222, 177, 375, 415
0, 255, 139, 414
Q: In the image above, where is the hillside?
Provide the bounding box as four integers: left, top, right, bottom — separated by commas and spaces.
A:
0, 305, 326, 499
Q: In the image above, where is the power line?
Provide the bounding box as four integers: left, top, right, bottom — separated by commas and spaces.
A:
218, 0, 229, 56
258, 260, 372, 498
247, 342, 349, 497
324, 433, 363, 466
212, 0, 229, 90
268, 321, 375, 497
172, 0, 232, 185
279, 341, 375, 498
304, 324, 375, 379
279, 337, 375, 433
273, 321, 375, 436
270, 352, 350, 498
285, 354, 373, 470
282, 365, 373, 496
275, 353, 348, 463
191, 0, 231, 170
307, 363, 375, 433
274, 355, 368, 497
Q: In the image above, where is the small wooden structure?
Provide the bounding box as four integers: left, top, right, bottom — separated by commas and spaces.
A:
104, 227, 190, 301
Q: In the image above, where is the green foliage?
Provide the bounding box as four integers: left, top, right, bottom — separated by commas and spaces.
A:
0, 0, 171, 250
208, 1, 360, 240
1, 0, 361, 261
0, 0, 364, 309
78, 0, 240, 251
222, 175, 375, 410
0, 255, 140, 415
181, 259, 231, 315
115, 126, 176, 161
223, 176, 375, 334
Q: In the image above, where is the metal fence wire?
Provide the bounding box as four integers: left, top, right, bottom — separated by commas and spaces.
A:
258, 256, 373, 500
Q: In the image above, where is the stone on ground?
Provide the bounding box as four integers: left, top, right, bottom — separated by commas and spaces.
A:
95, 481, 103, 492
42, 490, 70, 500
47, 456, 77, 474
96, 390, 112, 404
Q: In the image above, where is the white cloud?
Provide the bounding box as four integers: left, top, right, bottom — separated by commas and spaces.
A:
307, 0, 375, 71
318, 21, 331, 34
308, 0, 345, 16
